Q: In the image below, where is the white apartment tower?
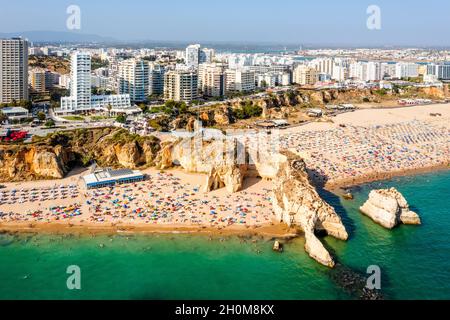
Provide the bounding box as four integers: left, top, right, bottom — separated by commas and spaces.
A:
0, 38, 29, 104
186, 44, 215, 67
164, 70, 199, 102
70, 52, 92, 109
118, 58, 149, 102
186, 44, 201, 68
60, 51, 133, 114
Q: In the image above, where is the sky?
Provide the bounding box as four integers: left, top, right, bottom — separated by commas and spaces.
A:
1, 0, 450, 46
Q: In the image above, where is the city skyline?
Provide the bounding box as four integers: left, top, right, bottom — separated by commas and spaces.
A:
1, 0, 450, 46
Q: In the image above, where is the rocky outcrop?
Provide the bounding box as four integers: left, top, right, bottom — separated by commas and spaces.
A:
113, 141, 144, 168
0, 145, 72, 181
155, 135, 349, 267
360, 188, 421, 229
156, 133, 247, 193
268, 151, 348, 267
204, 162, 247, 193
0, 128, 160, 182
214, 106, 233, 125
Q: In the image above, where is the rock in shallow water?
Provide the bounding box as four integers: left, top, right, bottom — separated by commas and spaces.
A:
360, 187, 421, 229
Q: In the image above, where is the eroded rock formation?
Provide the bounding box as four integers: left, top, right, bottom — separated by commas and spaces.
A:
360, 188, 421, 229
268, 151, 348, 267
0, 145, 72, 180
156, 136, 349, 267
0, 128, 160, 182
156, 133, 247, 193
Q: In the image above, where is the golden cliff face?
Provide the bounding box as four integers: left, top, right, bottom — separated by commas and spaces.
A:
155, 136, 349, 267
0, 128, 160, 182
0, 145, 69, 181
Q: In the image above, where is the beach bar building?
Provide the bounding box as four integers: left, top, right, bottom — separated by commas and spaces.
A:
82, 168, 145, 189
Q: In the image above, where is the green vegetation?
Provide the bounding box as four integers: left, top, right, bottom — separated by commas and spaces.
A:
91, 115, 110, 121
108, 128, 158, 145
147, 100, 189, 116
0, 111, 7, 123
286, 90, 297, 100
233, 101, 263, 120
37, 112, 47, 121
373, 88, 389, 96
148, 119, 164, 131
115, 114, 127, 124
44, 119, 55, 128
401, 76, 423, 83
0, 99, 32, 110
91, 56, 109, 70
63, 116, 85, 121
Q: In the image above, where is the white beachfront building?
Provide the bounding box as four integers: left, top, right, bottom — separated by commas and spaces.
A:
57, 52, 141, 115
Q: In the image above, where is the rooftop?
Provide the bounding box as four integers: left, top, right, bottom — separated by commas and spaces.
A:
82, 168, 144, 186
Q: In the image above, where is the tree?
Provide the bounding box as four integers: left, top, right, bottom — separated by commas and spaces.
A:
178, 102, 188, 114
0, 111, 7, 123
138, 103, 148, 113
45, 119, 55, 128
37, 111, 46, 121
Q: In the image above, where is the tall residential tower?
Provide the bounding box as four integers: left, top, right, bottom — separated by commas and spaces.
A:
118, 58, 149, 102
0, 38, 29, 104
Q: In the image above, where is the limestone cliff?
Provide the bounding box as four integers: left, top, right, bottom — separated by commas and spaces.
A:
0, 128, 160, 182
268, 151, 348, 267
156, 133, 247, 193
195, 86, 446, 127
360, 188, 421, 229
0, 145, 72, 181
155, 137, 349, 267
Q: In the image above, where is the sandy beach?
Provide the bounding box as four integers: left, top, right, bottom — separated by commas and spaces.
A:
280, 103, 449, 188
0, 167, 288, 236
0, 103, 448, 235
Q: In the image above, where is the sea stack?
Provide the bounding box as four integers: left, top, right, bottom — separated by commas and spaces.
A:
360, 188, 421, 229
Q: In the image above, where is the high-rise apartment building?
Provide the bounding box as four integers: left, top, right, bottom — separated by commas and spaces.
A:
149, 63, 165, 96
186, 44, 215, 67
293, 65, 319, 85
164, 70, 199, 102
199, 48, 215, 64
198, 63, 227, 97
186, 44, 201, 68
118, 58, 149, 102
60, 52, 135, 114
30, 69, 47, 93
427, 63, 450, 80
0, 38, 29, 104
70, 52, 92, 109
395, 63, 419, 79
225, 68, 256, 92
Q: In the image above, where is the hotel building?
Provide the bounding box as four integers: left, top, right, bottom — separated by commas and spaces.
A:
59, 52, 139, 115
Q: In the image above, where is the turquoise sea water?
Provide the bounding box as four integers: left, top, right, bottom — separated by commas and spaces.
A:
0, 170, 449, 300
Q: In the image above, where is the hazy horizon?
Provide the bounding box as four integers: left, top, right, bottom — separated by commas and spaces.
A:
1, 0, 450, 47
